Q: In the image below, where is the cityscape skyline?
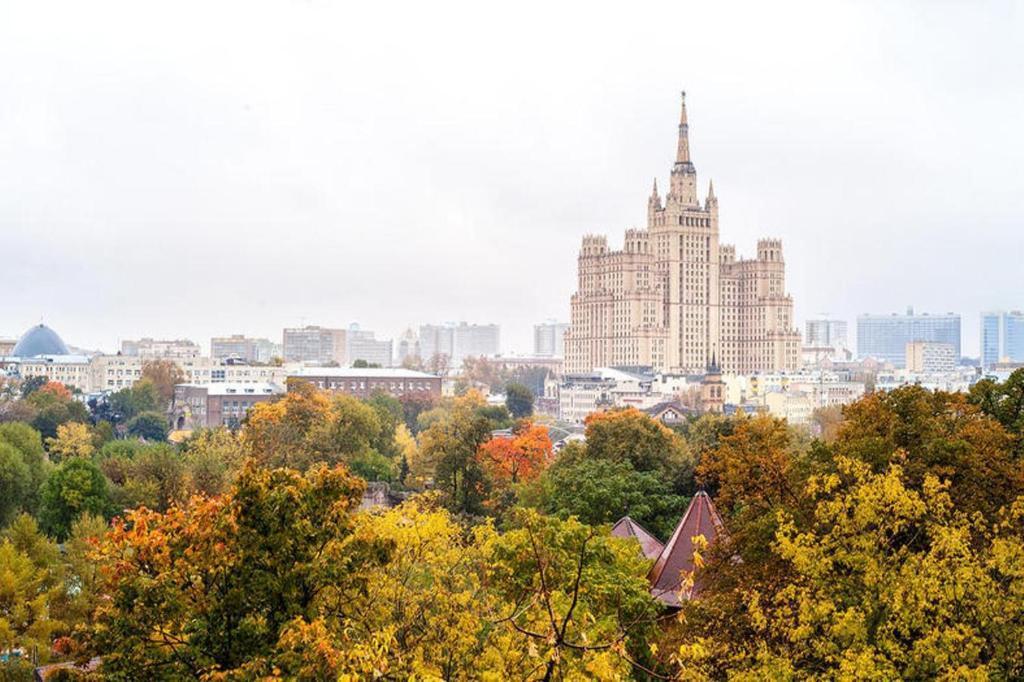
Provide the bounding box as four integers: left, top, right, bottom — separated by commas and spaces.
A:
3, 2, 1022, 356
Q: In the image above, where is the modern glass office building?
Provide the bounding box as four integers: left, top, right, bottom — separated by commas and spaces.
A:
856, 307, 961, 368
980, 311, 1024, 368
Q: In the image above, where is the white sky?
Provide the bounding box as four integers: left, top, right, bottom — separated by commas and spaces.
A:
1, 1, 1021, 357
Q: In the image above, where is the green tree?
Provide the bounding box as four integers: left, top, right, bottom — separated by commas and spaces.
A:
27, 386, 89, 441
107, 379, 161, 422
0, 441, 32, 527
126, 411, 169, 442
0, 422, 47, 517
504, 382, 534, 419
415, 392, 493, 514
539, 457, 686, 540
38, 458, 110, 541
969, 368, 1024, 446
585, 407, 695, 492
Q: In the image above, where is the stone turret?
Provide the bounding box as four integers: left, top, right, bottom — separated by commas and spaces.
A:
757, 238, 783, 263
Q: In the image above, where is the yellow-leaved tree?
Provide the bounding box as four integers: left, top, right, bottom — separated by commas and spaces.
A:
674, 457, 1024, 679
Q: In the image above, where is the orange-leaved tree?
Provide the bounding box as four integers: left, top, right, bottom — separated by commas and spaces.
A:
85, 461, 387, 679
477, 420, 553, 487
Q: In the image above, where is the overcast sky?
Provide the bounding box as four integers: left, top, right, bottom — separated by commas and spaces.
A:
1, 1, 1021, 357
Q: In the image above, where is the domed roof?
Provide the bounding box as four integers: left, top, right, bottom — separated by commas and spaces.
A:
12, 324, 70, 357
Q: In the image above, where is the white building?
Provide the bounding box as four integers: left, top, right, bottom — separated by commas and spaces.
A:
533, 320, 569, 358
120, 338, 201, 359
905, 341, 957, 373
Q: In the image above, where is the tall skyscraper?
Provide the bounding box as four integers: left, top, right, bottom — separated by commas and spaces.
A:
981, 310, 1024, 368
533, 320, 569, 358
564, 93, 800, 375
856, 307, 961, 368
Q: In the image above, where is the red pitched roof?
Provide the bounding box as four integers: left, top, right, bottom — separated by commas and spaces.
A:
610, 516, 665, 560
647, 491, 724, 607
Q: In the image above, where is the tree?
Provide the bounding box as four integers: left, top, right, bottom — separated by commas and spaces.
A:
398, 393, 437, 434
181, 428, 245, 497
833, 385, 1022, 518
0, 422, 47, 516
324, 496, 495, 678
86, 462, 381, 679
125, 411, 169, 442
585, 407, 695, 492
0, 441, 33, 527
19, 375, 48, 399
505, 382, 534, 419
674, 459, 1024, 679
26, 384, 89, 441
969, 368, 1024, 447
242, 383, 389, 476
45, 422, 96, 461
483, 510, 662, 680
477, 420, 552, 487
0, 516, 65, 673
140, 360, 185, 407
38, 458, 110, 541
115, 444, 187, 513
538, 457, 687, 540
415, 391, 493, 514
103, 379, 161, 424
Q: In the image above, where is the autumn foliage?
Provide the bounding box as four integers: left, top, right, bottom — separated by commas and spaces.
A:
476, 420, 553, 485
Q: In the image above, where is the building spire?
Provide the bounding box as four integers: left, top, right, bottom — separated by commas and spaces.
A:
676, 90, 691, 165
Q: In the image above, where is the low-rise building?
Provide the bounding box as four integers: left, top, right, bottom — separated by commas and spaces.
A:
172, 382, 284, 430
289, 367, 441, 399
16, 355, 92, 392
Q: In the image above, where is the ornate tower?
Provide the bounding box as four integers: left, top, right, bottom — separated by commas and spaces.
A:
668, 91, 698, 206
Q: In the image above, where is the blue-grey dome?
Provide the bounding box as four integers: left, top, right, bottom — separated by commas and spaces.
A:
12, 324, 70, 357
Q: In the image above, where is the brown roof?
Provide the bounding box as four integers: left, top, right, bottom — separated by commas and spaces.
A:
647, 491, 724, 607
610, 516, 665, 560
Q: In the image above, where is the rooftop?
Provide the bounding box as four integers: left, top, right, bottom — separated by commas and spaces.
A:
648, 491, 725, 607
292, 367, 438, 379
177, 382, 284, 396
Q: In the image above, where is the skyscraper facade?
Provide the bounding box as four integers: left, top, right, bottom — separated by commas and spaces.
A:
564, 93, 800, 375
981, 310, 1024, 368
856, 308, 961, 368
